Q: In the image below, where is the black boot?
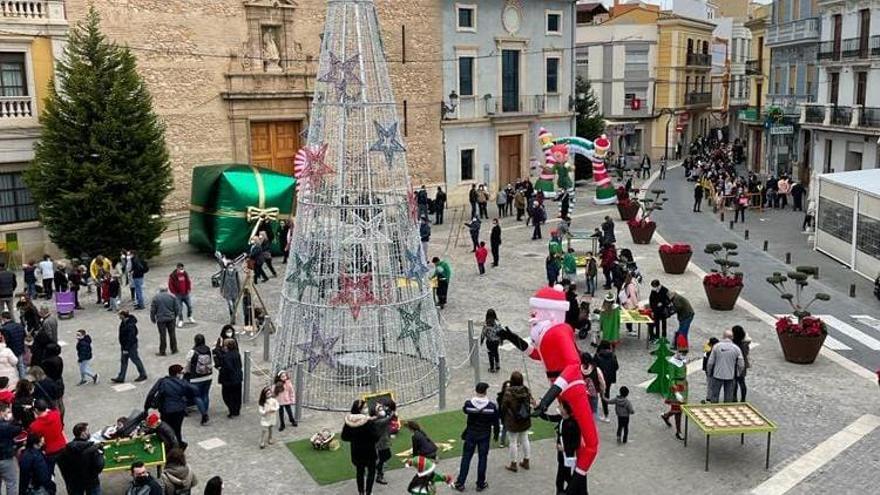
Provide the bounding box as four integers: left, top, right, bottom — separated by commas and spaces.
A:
532, 384, 563, 417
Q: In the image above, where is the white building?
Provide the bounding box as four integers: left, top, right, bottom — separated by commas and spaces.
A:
802, 0, 880, 177
576, 5, 658, 158
440, 0, 575, 205
728, 20, 753, 140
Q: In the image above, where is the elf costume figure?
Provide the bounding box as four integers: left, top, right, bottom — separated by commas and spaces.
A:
498, 286, 600, 495
591, 135, 617, 205
549, 144, 575, 194
535, 128, 560, 194
599, 292, 621, 347
406, 456, 452, 495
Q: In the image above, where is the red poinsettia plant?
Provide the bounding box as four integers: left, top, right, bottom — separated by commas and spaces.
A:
775, 316, 826, 337
767, 267, 830, 329
702, 242, 743, 288
659, 243, 692, 255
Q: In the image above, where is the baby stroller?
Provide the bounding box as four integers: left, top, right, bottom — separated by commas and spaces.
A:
55, 291, 76, 319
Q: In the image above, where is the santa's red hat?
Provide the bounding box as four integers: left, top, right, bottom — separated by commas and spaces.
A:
529, 285, 570, 312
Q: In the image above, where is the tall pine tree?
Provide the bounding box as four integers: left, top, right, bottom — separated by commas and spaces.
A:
575, 76, 605, 140
26, 7, 171, 259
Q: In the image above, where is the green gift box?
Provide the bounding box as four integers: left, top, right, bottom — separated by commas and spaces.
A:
188, 164, 296, 256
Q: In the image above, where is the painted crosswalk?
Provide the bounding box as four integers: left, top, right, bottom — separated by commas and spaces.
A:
819, 315, 880, 351
851, 315, 880, 332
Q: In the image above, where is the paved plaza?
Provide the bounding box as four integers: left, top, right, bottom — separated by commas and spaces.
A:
46, 168, 879, 495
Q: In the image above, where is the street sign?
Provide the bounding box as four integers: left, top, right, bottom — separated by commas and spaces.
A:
770, 125, 794, 135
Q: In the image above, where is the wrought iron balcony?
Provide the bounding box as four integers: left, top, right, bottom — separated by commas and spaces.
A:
745, 60, 762, 75
804, 104, 825, 124
684, 92, 712, 106
686, 52, 712, 67
830, 106, 852, 126
860, 107, 880, 128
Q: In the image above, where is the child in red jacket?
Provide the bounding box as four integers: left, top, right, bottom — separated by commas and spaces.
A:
475, 242, 488, 275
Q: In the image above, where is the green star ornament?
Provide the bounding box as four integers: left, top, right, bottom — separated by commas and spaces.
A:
397, 301, 432, 347
285, 253, 319, 301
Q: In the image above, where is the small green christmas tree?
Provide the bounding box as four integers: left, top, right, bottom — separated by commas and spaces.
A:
646, 338, 675, 397
26, 7, 172, 258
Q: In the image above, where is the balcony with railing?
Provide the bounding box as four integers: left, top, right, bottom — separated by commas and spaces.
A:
0, 1, 64, 21
860, 107, 880, 128
766, 17, 820, 46
745, 59, 761, 75
686, 52, 712, 68
0, 96, 34, 119
684, 92, 712, 106
820, 36, 880, 62
831, 106, 852, 126
804, 104, 825, 124
768, 93, 815, 115
454, 94, 568, 120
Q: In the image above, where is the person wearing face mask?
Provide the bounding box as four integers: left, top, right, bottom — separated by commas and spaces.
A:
219, 262, 240, 325
539, 400, 579, 495
19, 434, 56, 495
648, 280, 671, 342
126, 461, 163, 495
56, 422, 104, 495
0, 403, 22, 495
167, 263, 194, 328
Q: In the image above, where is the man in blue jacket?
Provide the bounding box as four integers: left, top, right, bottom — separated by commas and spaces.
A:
0, 312, 26, 378
144, 364, 198, 447
453, 382, 499, 492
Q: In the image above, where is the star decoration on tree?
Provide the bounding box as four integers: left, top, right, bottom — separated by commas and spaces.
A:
296, 143, 335, 187
397, 302, 432, 347
331, 273, 378, 319
343, 211, 392, 245
404, 246, 430, 290
369, 121, 405, 168
296, 316, 339, 372
317, 52, 361, 101
285, 253, 319, 301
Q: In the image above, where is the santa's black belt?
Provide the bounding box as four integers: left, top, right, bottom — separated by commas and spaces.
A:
546, 371, 561, 379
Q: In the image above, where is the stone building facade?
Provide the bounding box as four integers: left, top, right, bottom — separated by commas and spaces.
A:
65, 0, 444, 213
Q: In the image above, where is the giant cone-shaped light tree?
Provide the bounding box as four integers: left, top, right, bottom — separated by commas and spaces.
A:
273, 0, 446, 411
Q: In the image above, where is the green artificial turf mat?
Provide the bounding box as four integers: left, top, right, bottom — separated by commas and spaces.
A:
287, 409, 557, 485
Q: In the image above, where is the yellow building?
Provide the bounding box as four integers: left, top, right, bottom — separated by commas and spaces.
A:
0, 1, 68, 263
653, 12, 716, 159
742, 3, 771, 172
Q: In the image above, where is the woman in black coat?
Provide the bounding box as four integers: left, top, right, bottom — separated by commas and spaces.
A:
341, 399, 379, 495
594, 341, 619, 421
216, 339, 243, 418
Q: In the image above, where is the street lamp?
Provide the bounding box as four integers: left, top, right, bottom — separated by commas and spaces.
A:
657, 107, 677, 160
441, 90, 459, 120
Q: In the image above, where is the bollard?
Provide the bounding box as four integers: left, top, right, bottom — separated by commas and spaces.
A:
814, 268, 819, 280
294, 363, 304, 422
729, 220, 734, 229
243, 350, 252, 404
438, 356, 447, 410
263, 324, 271, 362
850, 284, 856, 297
763, 240, 768, 251
467, 320, 476, 368
720, 212, 725, 222
785, 252, 791, 264
369, 365, 379, 393
745, 230, 749, 240
472, 336, 481, 385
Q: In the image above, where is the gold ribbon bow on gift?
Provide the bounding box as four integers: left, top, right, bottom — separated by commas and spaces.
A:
247, 206, 280, 240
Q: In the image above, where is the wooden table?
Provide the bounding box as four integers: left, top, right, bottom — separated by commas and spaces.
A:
620, 309, 653, 347
681, 403, 777, 472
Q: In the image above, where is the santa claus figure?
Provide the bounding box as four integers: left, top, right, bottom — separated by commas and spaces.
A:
498, 286, 599, 495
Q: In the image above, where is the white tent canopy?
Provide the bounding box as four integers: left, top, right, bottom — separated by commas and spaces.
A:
814, 169, 880, 280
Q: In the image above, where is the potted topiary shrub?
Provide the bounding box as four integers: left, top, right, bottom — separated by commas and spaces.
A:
627, 189, 665, 244
767, 267, 831, 364
658, 243, 692, 274
616, 186, 640, 221
702, 242, 743, 310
